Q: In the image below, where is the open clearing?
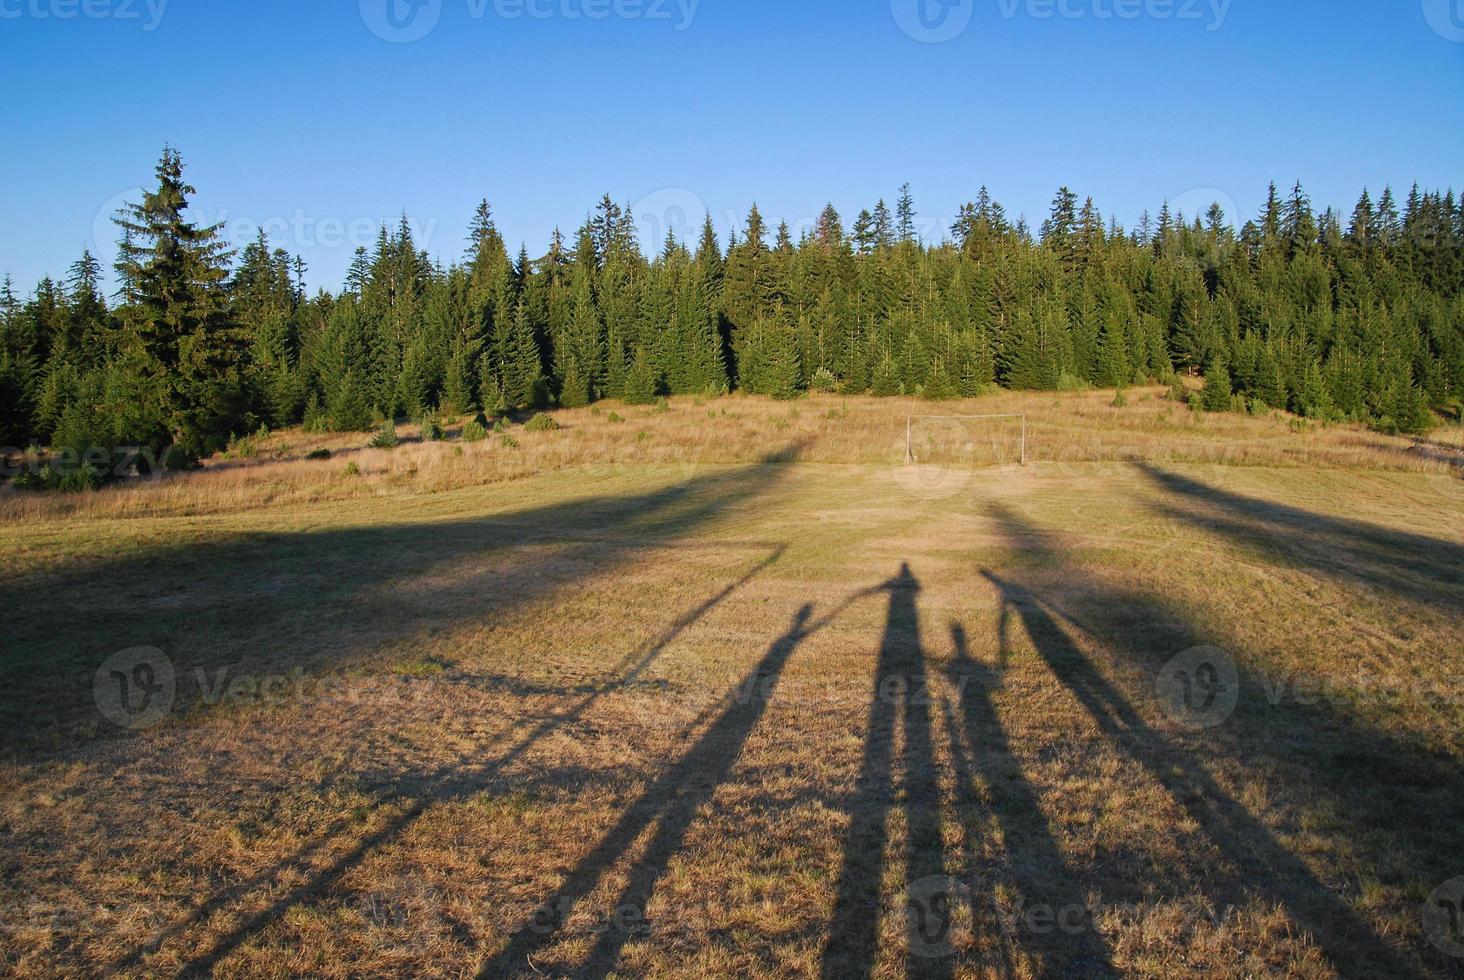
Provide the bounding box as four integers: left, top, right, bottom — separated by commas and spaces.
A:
2, 390, 1463, 978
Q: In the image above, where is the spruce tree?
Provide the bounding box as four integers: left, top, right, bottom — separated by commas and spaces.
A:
1202, 357, 1234, 412
114, 147, 244, 463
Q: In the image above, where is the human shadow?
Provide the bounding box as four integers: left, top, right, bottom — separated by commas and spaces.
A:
112, 542, 787, 976
83, 450, 803, 973
982, 501, 1442, 977
939, 623, 1116, 977
1138, 464, 1464, 614
821, 564, 953, 980
2, 445, 807, 759
478, 589, 876, 979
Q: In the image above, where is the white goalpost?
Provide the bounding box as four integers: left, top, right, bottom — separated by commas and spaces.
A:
906, 414, 1027, 467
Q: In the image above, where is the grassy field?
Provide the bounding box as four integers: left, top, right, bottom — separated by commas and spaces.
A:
2, 389, 1463, 978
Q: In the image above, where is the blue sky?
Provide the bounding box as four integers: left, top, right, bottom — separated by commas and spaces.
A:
1, 0, 1460, 293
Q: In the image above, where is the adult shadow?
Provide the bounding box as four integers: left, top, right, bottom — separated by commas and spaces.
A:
939, 623, 1116, 977
982, 500, 1449, 977
821, 564, 953, 980
478, 589, 876, 979
87, 449, 802, 973
1138, 463, 1464, 614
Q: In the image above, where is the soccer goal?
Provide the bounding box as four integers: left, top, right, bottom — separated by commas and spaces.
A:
906, 414, 1027, 467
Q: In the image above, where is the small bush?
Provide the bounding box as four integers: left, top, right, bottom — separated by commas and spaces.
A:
1111, 388, 1128, 408
461, 418, 488, 442
420, 412, 445, 442
1056, 373, 1091, 393
809, 366, 839, 393
653, 397, 670, 413
524, 414, 561, 432
607, 411, 624, 424
1168, 380, 1190, 404
306, 448, 333, 461
12, 464, 105, 493
302, 394, 328, 434
344, 461, 361, 476
492, 419, 509, 434
225, 433, 259, 459
368, 420, 399, 449
500, 434, 519, 449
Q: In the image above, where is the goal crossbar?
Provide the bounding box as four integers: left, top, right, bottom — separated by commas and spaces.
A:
906, 414, 1027, 466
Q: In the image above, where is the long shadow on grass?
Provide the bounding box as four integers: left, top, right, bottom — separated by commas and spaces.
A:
820, 564, 953, 980
937, 624, 1116, 977
478, 588, 877, 979
88, 449, 802, 973
983, 501, 1447, 977
1139, 464, 1464, 613
1, 444, 806, 759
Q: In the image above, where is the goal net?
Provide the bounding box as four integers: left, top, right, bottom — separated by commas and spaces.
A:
906, 414, 1027, 468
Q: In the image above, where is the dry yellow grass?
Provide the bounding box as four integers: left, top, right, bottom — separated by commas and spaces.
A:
1, 387, 1458, 526
1, 392, 1461, 978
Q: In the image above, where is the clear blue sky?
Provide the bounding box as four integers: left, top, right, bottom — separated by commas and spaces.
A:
1, 0, 1461, 293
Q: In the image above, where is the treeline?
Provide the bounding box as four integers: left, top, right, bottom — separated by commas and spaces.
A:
2, 149, 1461, 482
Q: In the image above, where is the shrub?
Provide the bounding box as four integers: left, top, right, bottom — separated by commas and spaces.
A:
500, 434, 519, 449
344, 461, 361, 476
368, 420, 399, 449
809, 366, 839, 393
524, 413, 561, 432
1111, 388, 1128, 408
653, 397, 670, 413
607, 411, 624, 424
302, 394, 328, 434
461, 418, 488, 442
1168, 380, 1190, 404
420, 412, 445, 442
225, 432, 259, 459
12, 464, 104, 493
1055, 373, 1091, 393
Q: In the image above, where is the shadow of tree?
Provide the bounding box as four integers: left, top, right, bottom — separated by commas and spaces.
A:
2, 446, 808, 759
75, 449, 804, 973
1138, 464, 1464, 613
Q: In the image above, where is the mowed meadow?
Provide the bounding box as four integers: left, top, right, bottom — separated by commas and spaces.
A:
2, 389, 1463, 978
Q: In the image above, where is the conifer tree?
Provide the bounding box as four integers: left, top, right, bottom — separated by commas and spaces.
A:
113, 147, 244, 462
1202, 357, 1234, 412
